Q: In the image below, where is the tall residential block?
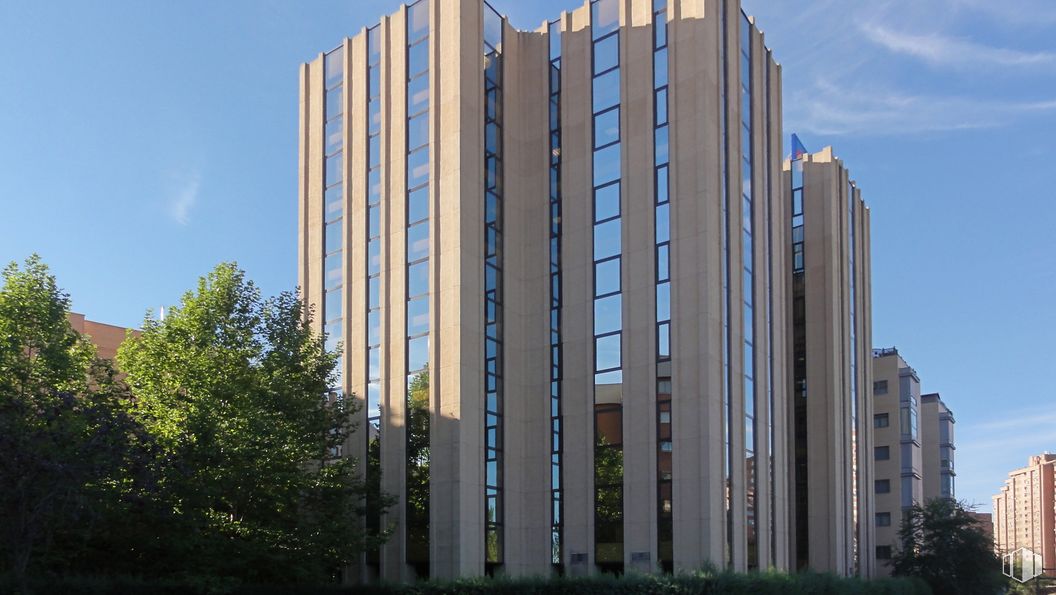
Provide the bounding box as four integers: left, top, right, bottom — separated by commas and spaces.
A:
993, 454, 1056, 571
297, 0, 793, 580
785, 147, 875, 577
920, 393, 955, 502
870, 347, 922, 573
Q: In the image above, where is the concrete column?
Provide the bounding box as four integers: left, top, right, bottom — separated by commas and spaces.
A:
380, 7, 409, 582
621, 0, 660, 574
559, 0, 596, 575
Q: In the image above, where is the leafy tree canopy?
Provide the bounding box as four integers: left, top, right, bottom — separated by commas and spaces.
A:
117, 263, 390, 584
892, 498, 1003, 595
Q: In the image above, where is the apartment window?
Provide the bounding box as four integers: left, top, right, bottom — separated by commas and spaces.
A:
874, 413, 889, 428
875, 446, 890, 461
877, 546, 892, 560
876, 512, 892, 527
876, 479, 891, 494
874, 380, 888, 395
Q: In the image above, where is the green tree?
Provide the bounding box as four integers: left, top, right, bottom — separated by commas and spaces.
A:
0, 256, 152, 591
892, 498, 1003, 595
117, 263, 390, 584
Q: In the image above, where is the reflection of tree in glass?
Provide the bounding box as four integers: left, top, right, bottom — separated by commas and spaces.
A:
366, 430, 382, 564
594, 433, 623, 564
406, 368, 430, 568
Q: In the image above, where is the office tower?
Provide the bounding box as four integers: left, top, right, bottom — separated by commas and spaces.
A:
296, 0, 793, 580
784, 147, 875, 577
870, 347, 922, 574
920, 393, 955, 502
993, 454, 1056, 570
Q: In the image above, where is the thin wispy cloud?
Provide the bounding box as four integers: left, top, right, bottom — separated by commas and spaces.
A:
861, 24, 1056, 69
789, 78, 1056, 136
166, 172, 201, 225
949, 0, 1056, 26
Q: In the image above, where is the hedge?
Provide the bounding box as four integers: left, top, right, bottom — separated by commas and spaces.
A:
2, 569, 932, 595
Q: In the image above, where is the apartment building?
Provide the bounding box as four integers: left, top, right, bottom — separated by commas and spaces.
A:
920, 393, 955, 502
871, 347, 922, 574
785, 146, 875, 577
993, 454, 1056, 572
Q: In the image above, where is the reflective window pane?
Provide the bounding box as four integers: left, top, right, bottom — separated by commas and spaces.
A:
658, 322, 670, 358
407, 221, 429, 263
369, 98, 382, 133
325, 288, 342, 321
595, 333, 621, 372
408, 334, 429, 371
654, 124, 669, 165
368, 133, 380, 168
408, 71, 429, 116
407, 147, 430, 189
655, 203, 670, 243
408, 39, 429, 78
594, 294, 622, 335
656, 281, 670, 321
408, 113, 429, 150
654, 48, 668, 87
408, 186, 429, 223
368, 309, 381, 346
592, 68, 620, 113
594, 107, 619, 149
593, 33, 618, 75
325, 252, 343, 290
593, 219, 621, 260
408, 260, 429, 297
368, 276, 380, 309
325, 49, 344, 88
325, 220, 343, 254
368, 238, 381, 275
408, 296, 429, 336
655, 88, 667, 125
592, 0, 619, 39
325, 184, 343, 222
594, 182, 620, 222
369, 346, 380, 379
325, 152, 343, 185
595, 258, 620, 297
368, 205, 380, 238
408, 1, 430, 42
593, 143, 621, 186
326, 86, 343, 118
656, 165, 668, 205
326, 115, 343, 155
656, 244, 669, 282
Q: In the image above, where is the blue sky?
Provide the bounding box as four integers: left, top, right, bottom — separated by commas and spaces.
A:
1, 0, 1053, 514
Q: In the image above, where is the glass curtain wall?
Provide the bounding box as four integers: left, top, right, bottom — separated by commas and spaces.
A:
483, 2, 505, 571
719, 0, 733, 566
590, 0, 624, 574
651, 0, 673, 574
323, 47, 345, 393
365, 24, 383, 569
404, 0, 431, 577
739, 12, 758, 571
790, 154, 807, 570
547, 18, 564, 571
